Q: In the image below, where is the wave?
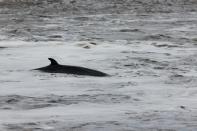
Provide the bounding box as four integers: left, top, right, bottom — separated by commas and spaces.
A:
0, 0, 197, 14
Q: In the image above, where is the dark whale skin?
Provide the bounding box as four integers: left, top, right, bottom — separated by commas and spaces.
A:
34, 58, 109, 77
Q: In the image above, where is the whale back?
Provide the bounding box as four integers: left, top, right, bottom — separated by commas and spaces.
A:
35, 58, 109, 77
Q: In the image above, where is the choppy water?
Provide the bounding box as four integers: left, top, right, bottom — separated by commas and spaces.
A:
0, 0, 197, 131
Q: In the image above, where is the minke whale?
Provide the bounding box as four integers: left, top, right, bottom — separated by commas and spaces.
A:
34, 58, 109, 77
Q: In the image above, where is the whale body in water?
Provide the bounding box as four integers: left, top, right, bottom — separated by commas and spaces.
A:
34, 58, 109, 77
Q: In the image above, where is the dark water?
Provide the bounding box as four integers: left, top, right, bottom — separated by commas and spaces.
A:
0, 0, 197, 42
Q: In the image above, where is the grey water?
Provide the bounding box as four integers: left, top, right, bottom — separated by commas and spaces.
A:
0, 0, 197, 131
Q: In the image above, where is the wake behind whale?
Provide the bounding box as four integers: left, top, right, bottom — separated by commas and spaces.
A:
34, 58, 109, 77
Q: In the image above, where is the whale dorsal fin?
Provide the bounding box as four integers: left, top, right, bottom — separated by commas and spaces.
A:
48, 58, 58, 65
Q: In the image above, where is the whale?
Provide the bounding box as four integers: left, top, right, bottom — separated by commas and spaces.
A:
34, 58, 109, 77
